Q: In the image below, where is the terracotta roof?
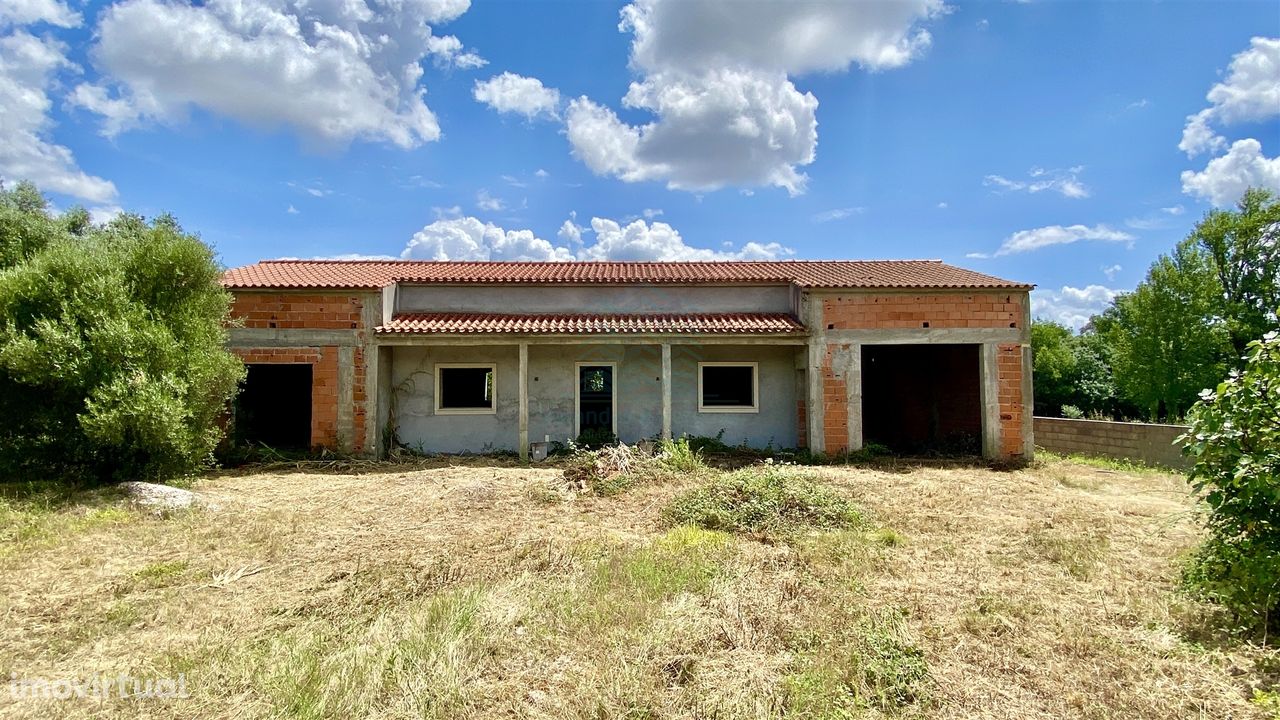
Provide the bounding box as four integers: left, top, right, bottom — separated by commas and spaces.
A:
376, 312, 806, 335
221, 260, 1031, 290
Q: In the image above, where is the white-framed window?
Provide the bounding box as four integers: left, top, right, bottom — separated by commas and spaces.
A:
698, 362, 759, 413
435, 363, 496, 414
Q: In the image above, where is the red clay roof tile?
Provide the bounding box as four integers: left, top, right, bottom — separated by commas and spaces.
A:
376, 312, 806, 335
221, 260, 1031, 290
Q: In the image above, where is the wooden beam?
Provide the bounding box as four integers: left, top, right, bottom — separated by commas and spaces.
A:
518, 342, 529, 461
661, 343, 672, 440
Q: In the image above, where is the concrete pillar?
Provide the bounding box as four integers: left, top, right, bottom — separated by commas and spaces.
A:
518, 342, 529, 461
846, 343, 863, 451
661, 342, 672, 440
979, 342, 1000, 459
807, 338, 824, 454
375, 345, 393, 458
1022, 344, 1035, 458
336, 345, 355, 453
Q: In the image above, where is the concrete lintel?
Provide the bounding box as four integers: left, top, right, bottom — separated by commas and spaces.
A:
823, 328, 1023, 345
228, 328, 359, 348
373, 335, 809, 347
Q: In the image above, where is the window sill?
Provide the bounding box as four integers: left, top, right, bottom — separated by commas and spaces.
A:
434, 408, 498, 416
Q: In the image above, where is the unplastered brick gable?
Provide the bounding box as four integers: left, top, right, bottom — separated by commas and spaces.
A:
822, 292, 1024, 330
229, 293, 371, 452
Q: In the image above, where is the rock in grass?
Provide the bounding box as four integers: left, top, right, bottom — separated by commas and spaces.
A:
117, 481, 218, 513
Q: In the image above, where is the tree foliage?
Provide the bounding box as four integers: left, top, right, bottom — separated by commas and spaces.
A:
0, 182, 244, 482
1032, 187, 1278, 423
1191, 188, 1280, 355
1181, 330, 1280, 630
1093, 239, 1231, 421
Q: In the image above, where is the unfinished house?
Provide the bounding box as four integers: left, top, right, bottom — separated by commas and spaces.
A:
220, 260, 1034, 460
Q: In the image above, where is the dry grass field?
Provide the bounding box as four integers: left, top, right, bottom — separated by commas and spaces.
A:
1, 454, 1275, 719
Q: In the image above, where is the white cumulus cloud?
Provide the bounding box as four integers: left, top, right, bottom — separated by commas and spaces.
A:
621, 0, 941, 75
971, 224, 1134, 258
565, 0, 940, 195
0, 30, 117, 203
567, 69, 818, 195
400, 215, 792, 262
473, 72, 560, 120
70, 0, 479, 148
1178, 37, 1280, 206
579, 218, 792, 261
402, 217, 575, 261
1181, 138, 1280, 206
1032, 285, 1121, 332
0, 0, 80, 28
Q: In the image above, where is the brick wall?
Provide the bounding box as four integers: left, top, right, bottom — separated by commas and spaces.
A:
822, 292, 1023, 330
230, 293, 368, 452
817, 291, 1029, 458
996, 343, 1025, 456
1034, 417, 1189, 469
821, 343, 850, 452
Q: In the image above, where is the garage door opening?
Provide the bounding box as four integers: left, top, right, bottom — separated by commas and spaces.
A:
235, 364, 312, 449
861, 344, 981, 455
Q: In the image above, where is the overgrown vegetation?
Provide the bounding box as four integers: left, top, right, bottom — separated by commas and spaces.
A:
664, 465, 862, 534
1033, 187, 1278, 422
0, 183, 243, 482
1181, 330, 1280, 634
0, 457, 1264, 718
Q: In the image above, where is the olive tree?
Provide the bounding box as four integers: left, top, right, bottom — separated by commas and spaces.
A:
0, 183, 244, 482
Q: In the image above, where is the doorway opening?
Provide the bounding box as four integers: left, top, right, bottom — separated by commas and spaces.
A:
576, 363, 616, 443
861, 344, 981, 455
235, 363, 313, 449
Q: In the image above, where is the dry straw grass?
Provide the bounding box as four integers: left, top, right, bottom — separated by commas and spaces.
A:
0, 456, 1274, 718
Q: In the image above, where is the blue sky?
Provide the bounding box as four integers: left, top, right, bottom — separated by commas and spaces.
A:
2, 0, 1277, 328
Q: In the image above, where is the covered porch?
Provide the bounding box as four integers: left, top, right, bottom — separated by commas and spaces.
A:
373, 313, 809, 459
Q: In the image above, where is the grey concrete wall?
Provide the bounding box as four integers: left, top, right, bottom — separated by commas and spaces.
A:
396, 284, 794, 315
391, 345, 520, 453
671, 344, 800, 448
1034, 417, 1189, 469
389, 342, 800, 452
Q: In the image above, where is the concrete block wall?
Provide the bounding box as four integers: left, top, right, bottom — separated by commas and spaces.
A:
1033, 417, 1190, 469
811, 290, 1032, 459
228, 292, 374, 453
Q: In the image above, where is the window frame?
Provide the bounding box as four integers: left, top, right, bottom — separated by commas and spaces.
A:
697, 362, 759, 414
434, 362, 498, 415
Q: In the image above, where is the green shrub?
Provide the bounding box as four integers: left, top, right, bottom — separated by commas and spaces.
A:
664, 465, 861, 534
656, 437, 706, 474
1180, 330, 1280, 632
574, 428, 617, 450
0, 184, 244, 482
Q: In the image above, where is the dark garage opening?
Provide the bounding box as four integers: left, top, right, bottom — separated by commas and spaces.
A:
235, 364, 312, 449
862, 344, 981, 455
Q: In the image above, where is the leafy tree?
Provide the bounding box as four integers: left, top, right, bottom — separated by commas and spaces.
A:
1181, 330, 1280, 631
1190, 188, 1280, 355
1030, 321, 1078, 416
1094, 239, 1231, 421
0, 184, 244, 482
